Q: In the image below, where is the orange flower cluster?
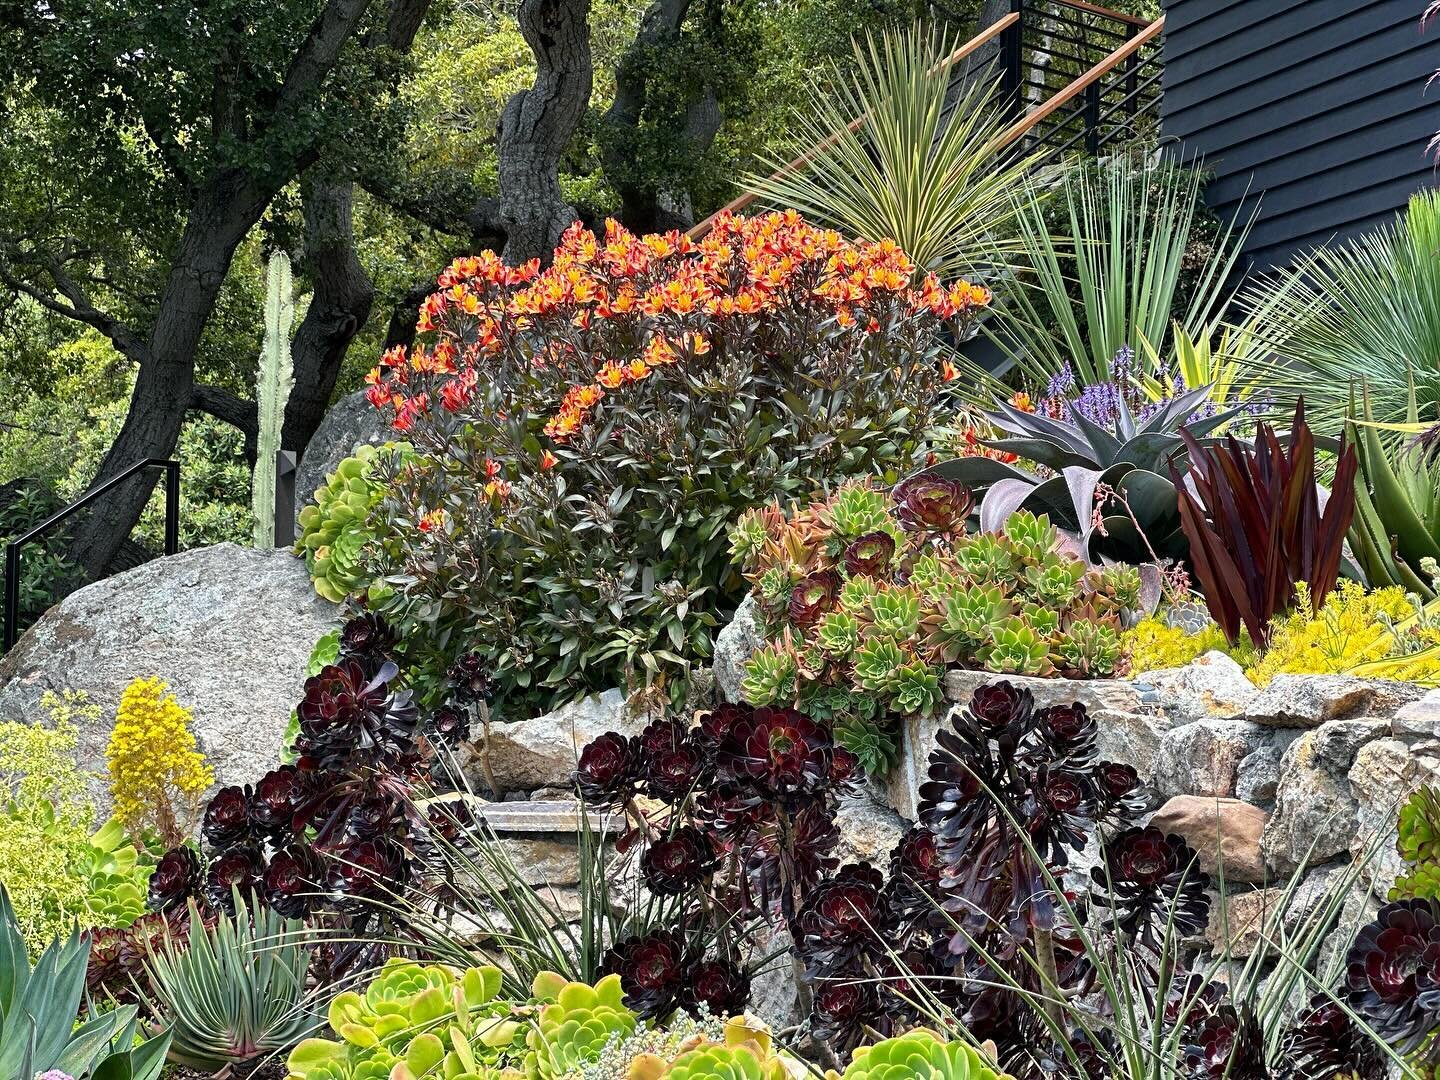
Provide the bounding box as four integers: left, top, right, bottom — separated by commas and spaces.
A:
365, 210, 991, 441
957, 391, 1037, 464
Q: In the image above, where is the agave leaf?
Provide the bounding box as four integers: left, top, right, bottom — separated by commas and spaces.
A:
1353, 397, 1440, 570
1063, 466, 1110, 546
979, 479, 1037, 534
1175, 403, 1247, 441
1136, 382, 1215, 435
985, 399, 1094, 454
980, 437, 1097, 472
1114, 469, 1180, 531
1064, 405, 1124, 466
1113, 432, 1184, 470
919, 457, 1040, 489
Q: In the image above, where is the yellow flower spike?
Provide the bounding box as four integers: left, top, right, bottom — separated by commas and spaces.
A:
105, 676, 212, 848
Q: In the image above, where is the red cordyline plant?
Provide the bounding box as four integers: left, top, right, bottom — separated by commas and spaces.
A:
360, 211, 989, 712
1172, 399, 1357, 649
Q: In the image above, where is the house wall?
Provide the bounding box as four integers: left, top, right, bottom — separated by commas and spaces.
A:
1161, 0, 1438, 271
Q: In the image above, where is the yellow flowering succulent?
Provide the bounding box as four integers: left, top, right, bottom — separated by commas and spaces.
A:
0, 690, 98, 953
106, 677, 214, 848
1246, 581, 1422, 685
1122, 617, 1250, 674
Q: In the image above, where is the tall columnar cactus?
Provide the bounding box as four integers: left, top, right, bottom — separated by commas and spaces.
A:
252, 250, 296, 547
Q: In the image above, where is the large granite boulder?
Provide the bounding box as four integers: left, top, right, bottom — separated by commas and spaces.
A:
295, 389, 389, 515
0, 544, 336, 812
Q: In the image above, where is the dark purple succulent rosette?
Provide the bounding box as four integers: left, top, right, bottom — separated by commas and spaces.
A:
795, 862, 890, 973
327, 838, 407, 908
337, 612, 400, 676
575, 730, 638, 807
809, 977, 881, 1053
1182, 1004, 1267, 1080
1090, 826, 1210, 951
640, 826, 719, 896
788, 570, 842, 627
718, 705, 833, 799
148, 846, 202, 913
426, 704, 471, 748
842, 530, 897, 578
263, 843, 326, 919
202, 785, 255, 850
604, 928, 694, 1019
683, 958, 751, 1018
893, 475, 974, 533
205, 845, 266, 915
295, 659, 418, 771
968, 679, 1032, 729
1281, 992, 1386, 1080
446, 651, 494, 704
1345, 897, 1440, 1052
249, 765, 309, 840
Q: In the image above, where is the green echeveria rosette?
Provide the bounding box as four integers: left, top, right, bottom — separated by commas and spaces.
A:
663, 1043, 771, 1080
296, 443, 410, 603
841, 1030, 1011, 1079
523, 973, 637, 1079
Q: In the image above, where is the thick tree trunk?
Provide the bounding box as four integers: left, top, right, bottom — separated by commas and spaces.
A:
287, 175, 376, 457
600, 0, 717, 233
71, 176, 271, 577
497, 0, 593, 265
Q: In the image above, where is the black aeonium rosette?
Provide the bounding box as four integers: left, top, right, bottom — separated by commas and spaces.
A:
295, 660, 418, 772
205, 845, 265, 915
446, 651, 494, 704
640, 826, 719, 896
576, 730, 638, 808
202, 785, 254, 850
148, 846, 202, 913
795, 863, 890, 974
604, 929, 694, 1019
1279, 992, 1386, 1080
683, 957, 751, 1018
1344, 897, 1440, 1054
249, 765, 309, 839
1091, 827, 1210, 952
263, 842, 327, 919
337, 612, 400, 676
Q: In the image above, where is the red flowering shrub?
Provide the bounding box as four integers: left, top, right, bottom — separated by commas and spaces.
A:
362, 211, 988, 710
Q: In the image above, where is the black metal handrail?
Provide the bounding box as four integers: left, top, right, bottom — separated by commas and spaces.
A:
2, 458, 180, 651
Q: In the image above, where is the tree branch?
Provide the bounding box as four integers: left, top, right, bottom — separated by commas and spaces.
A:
273, 0, 375, 120
191, 383, 260, 462
0, 251, 150, 365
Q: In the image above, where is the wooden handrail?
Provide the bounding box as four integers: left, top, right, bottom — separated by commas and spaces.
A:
1053, 0, 1152, 28
687, 11, 1021, 239
689, 8, 1164, 240
996, 14, 1164, 145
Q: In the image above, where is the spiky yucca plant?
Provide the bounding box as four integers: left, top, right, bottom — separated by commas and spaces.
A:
742, 23, 1038, 283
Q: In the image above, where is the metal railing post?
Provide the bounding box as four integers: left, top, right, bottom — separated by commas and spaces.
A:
3, 542, 20, 653
0, 458, 181, 653
1084, 79, 1102, 154
274, 450, 298, 549
1001, 0, 1026, 124
163, 460, 181, 556
1124, 20, 1139, 119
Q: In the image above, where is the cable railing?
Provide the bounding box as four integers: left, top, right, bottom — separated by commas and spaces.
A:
692, 0, 1165, 240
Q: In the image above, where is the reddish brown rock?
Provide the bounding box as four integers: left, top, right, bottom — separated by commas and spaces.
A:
1149, 795, 1268, 884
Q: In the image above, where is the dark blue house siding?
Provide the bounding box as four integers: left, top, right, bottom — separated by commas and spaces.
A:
1161, 0, 1439, 271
